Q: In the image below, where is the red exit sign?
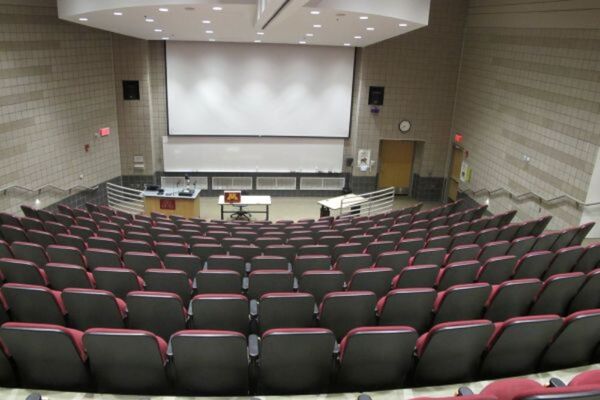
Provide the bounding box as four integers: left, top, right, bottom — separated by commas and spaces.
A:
99, 127, 111, 137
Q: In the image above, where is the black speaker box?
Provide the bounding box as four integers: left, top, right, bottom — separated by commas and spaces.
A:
368, 86, 385, 106
123, 80, 140, 100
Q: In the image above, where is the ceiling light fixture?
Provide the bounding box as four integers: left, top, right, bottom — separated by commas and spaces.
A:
162, 37, 170, 40
254, 40, 262, 43
306, 33, 314, 37
257, 32, 264, 35
154, 28, 163, 32
202, 20, 211, 24
344, 43, 351, 46
145, 17, 155, 22
366, 27, 375, 31
354, 35, 362, 39
359, 16, 368, 20
212, 6, 223, 11
299, 40, 307, 44
159, 8, 169, 12
313, 24, 322, 28
399, 23, 408, 27
209, 38, 216, 42
205, 30, 214, 34
310, 10, 320, 15
113, 11, 123, 16
78, 17, 88, 21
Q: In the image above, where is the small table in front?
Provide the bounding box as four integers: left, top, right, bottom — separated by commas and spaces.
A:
218, 195, 272, 221
318, 193, 366, 217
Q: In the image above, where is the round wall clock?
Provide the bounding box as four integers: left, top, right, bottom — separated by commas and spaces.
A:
399, 120, 411, 133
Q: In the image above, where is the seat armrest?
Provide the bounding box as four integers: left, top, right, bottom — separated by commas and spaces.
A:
242, 277, 249, 290
293, 277, 299, 290
166, 340, 174, 357
250, 299, 258, 317
549, 378, 566, 387
457, 387, 474, 396
248, 334, 260, 359
357, 395, 372, 400
333, 341, 340, 356
191, 277, 197, 290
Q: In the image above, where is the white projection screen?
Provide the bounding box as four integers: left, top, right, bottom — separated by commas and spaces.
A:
166, 41, 355, 138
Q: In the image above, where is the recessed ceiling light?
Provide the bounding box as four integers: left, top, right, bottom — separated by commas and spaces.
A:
254, 40, 262, 43
313, 24, 322, 28
78, 17, 88, 21
113, 11, 123, 16
145, 17, 155, 22
154, 28, 163, 32
209, 38, 216, 42
344, 43, 351, 46
158, 8, 169, 12
399, 23, 408, 27
310, 10, 320, 15
202, 20, 211, 24
212, 6, 223, 11
366, 27, 375, 31
299, 40, 307, 44
205, 30, 214, 34
354, 35, 362, 39
162, 37, 169, 40
359, 16, 369, 20
257, 32, 264, 35
306, 33, 314, 37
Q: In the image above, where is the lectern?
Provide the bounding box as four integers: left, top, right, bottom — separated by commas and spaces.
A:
142, 189, 201, 218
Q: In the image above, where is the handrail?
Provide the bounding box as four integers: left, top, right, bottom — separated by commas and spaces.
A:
106, 182, 144, 215
459, 187, 600, 210
0, 184, 99, 195
339, 186, 396, 218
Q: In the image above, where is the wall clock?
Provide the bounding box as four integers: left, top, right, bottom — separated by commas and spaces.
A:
399, 120, 411, 133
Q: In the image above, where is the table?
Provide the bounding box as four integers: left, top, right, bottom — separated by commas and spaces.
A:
143, 189, 201, 218
218, 195, 272, 221
318, 193, 366, 216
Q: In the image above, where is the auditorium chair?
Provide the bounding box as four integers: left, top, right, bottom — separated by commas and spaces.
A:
483, 279, 542, 322
373, 250, 410, 274
365, 241, 395, 259
45, 263, 95, 290
75, 217, 98, 232
0, 322, 91, 390
444, 244, 480, 265
543, 246, 585, 279
478, 240, 510, 263
230, 244, 262, 262
287, 236, 314, 250
574, 243, 600, 274
44, 221, 68, 235
191, 243, 225, 262
479, 314, 563, 378
297, 244, 330, 256
155, 241, 188, 260
432, 283, 491, 324
85, 248, 122, 270
497, 223, 521, 242
92, 267, 144, 299
88, 236, 120, 254
263, 244, 296, 261
318, 291, 377, 340
512, 251, 555, 280
334, 253, 373, 281
393, 265, 440, 289
56, 233, 87, 252
20, 217, 45, 232
530, 272, 586, 316
1, 283, 66, 325
507, 236, 536, 259
126, 291, 187, 340
475, 228, 499, 247
251, 255, 288, 271
0, 240, 12, 258
10, 241, 48, 267
206, 254, 245, 275
47, 244, 87, 268
190, 294, 249, 334
125, 230, 154, 246
256, 328, 336, 394
436, 260, 480, 290
531, 231, 560, 252
255, 292, 316, 333
0, 258, 47, 285
406, 228, 428, 240
332, 243, 364, 260
298, 270, 345, 303
0, 225, 28, 244
413, 320, 493, 386
292, 254, 331, 278
62, 288, 126, 330
411, 247, 446, 267
143, 268, 192, 304
569, 270, 600, 313
551, 228, 580, 252
376, 288, 436, 333
570, 222, 595, 246
378, 231, 403, 244
247, 270, 294, 299
163, 253, 202, 278
449, 222, 469, 236
347, 268, 395, 298
0, 213, 22, 227
123, 251, 164, 275
426, 235, 452, 250
336, 326, 418, 391
396, 238, 425, 256
170, 330, 249, 395
449, 231, 477, 248
70, 225, 95, 241
83, 328, 170, 394
255, 237, 284, 249
96, 229, 122, 243
195, 269, 243, 294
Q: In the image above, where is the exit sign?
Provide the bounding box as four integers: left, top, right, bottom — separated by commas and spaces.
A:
99, 127, 111, 137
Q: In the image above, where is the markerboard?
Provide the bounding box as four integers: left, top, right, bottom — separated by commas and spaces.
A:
163, 136, 344, 173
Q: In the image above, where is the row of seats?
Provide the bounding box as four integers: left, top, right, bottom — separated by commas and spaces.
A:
1, 267, 598, 341
1, 310, 600, 395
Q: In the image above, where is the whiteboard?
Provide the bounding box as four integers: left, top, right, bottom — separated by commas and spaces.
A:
166, 41, 354, 138
163, 136, 344, 173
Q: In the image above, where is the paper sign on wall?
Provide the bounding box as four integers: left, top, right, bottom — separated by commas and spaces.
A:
460, 161, 472, 183
358, 149, 371, 172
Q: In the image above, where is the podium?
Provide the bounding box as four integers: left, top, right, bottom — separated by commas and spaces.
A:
142, 189, 201, 218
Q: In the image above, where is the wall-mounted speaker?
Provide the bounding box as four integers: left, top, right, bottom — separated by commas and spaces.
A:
368, 86, 385, 106
123, 80, 140, 100
345, 157, 354, 167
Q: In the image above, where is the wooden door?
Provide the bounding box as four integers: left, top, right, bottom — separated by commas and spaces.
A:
448, 146, 464, 201
378, 140, 415, 193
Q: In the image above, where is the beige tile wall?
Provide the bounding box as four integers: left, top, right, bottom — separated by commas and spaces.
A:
452, 0, 600, 229
0, 0, 121, 214
347, 0, 468, 179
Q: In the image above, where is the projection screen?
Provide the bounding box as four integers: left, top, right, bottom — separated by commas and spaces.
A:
166, 41, 355, 138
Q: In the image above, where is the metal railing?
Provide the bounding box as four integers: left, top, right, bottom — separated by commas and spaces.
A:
0, 184, 99, 195
106, 182, 144, 215
339, 187, 396, 218
459, 187, 600, 210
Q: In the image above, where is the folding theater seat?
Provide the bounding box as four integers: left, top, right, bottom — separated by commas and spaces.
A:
513, 251, 555, 280
476, 255, 518, 285
530, 215, 553, 236
474, 228, 499, 247
569, 269, 600, 313
569, 370, 600, 386
287, 236, 314, 250
396, 238, 425, 256
469, 217, 490, 233
150, 227, 173, 242
257, 328, 336, 394
411, 247, 446, 267
0, 212, 22, 227
56, 233, 86, 252
162, 253, 202, 279
449, 231, 477, 249
20, 217, 45, 231
298, 270, 345, 303
365, 241, 395, 259
336, 326, 418, 391
318, 291, 377, 340
478, 240, 510, 263
507, 236, 536, 259
436, 260, 480, 290
155, 241, 188, 261
540, 309, 600, 371
247, 270, 294, 299
292, 254, 331, 278
126, 291, 187, 341
570, 222, 595, 246
405, 228, 428, 240
251, 255, 289, 271
574, 242, 600, 274
256, 292, 315, 333
0, 322, 91, 390
0, 257, 47, 285
84, 248, 122, 270
543, 246, 585, 279
195, 269, 243, 294
377, 288, 436, 333
347, 268, 394, 298
84, 328, 170, 394
10, 241, 48, 267
62, 288, 126, 330
444, 244, 480, 265
483, 278, 541, 322
45, 263, 95, 290
378, 231, 402, 244
0, 240, 12, 258
482, 377, 600, 400
334, 253, 373, 281
0, 339, 16, 386
221, 237, 249, 252
88, 236, 120, 254
255, 236, 283, 249
332, 243, 364, 260
206, 254, 245, 275
480, 315, 563, 378
393, 265, 440, 289
297, 244, 330, 256
497, 223, 522, 242
75, 217, 98, 233
122, 251, 162, 275
170, 330, 249, 395
373, 250, 410, 274
318, 235, 346, 252
92, 267, 144, 299
0, 225, 28, 244
432, 283, 491, 324
47, 244, 86, 267
143, 268, 192, 304
190, 294, 249, 334
530, 231, 559, 253
1, 283, 66, 325
449, 222, 470, 236
530, 272, 586, 316
263, 244, 296, 262
413, 320, 493, 386
551, 228, 580, 252
125, 230, 154, 246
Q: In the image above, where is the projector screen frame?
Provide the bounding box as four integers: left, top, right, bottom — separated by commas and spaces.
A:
163, 42, 358, 140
